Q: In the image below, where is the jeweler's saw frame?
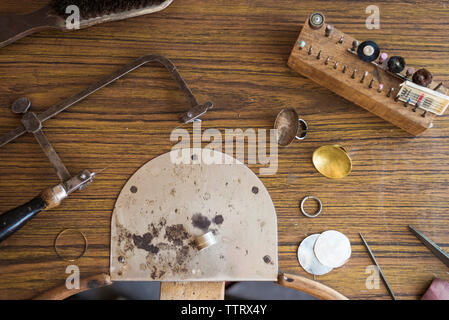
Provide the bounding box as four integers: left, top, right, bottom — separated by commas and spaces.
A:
0, 55, 213, 243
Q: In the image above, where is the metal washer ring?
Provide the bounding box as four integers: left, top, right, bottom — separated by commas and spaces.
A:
300, 196, 322, 218
54, 229, 88, 262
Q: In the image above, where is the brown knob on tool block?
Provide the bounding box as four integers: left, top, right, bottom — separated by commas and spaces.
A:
387, 56, 406, 74
413, 68, 433, 88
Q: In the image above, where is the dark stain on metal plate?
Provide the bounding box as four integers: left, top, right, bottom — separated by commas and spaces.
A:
213, 214, 224, 225
133, 233, 159, 254
165, 224, 189, 246
176, 246, 190, 265
191, 213, 211, 231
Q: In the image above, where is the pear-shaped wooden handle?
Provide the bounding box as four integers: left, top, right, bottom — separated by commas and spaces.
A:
278, 273, 348, 300
33, 274, 112, 300
0, 196, 48, 243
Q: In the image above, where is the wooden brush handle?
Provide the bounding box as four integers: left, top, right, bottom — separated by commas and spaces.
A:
33, 274, 112, 300
0, 6, 60, 49
278, 273, 349, 300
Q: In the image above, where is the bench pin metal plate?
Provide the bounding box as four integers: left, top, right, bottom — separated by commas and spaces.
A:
110, 148, 278, 282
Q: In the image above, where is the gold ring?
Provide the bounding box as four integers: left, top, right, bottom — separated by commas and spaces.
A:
54, 229, 88, 262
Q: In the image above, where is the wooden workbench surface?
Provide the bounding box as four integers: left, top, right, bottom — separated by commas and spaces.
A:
0, 0, 448, 300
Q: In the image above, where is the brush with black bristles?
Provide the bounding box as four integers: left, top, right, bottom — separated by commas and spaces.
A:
0, 0, 173, 48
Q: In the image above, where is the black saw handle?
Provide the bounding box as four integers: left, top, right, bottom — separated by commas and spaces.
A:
0, 196, 48, 243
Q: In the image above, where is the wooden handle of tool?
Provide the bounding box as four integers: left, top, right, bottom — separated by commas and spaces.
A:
278, 273, 349, 300
33, 273, 112, 300
0, 195, 48, 243
0, 6, 57, 49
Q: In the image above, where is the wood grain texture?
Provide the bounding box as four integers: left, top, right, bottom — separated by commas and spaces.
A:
0, 0, 448, 300
160, 282, 225, 300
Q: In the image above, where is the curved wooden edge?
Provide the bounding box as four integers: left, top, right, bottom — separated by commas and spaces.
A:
32, 273, 112, 300
160, 282, 225, 300
278, 273, 349, 300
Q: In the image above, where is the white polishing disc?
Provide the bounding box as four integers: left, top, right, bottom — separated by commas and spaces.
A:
363, 45, 375, 57
297, 234, 333, 276
314, 230, 351, 268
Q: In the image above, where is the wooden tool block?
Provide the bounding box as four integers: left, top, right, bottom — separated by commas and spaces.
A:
288, 17, 438, 136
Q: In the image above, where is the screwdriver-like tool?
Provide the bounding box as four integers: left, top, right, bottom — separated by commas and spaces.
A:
359, 233, 396, 300
409, 225, 449, 268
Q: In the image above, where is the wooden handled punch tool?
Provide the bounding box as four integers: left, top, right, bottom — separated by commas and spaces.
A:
288, 12, 449, 136
0, 55, 213, 244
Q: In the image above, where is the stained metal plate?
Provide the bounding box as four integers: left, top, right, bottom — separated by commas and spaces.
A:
110, 148, 278, 281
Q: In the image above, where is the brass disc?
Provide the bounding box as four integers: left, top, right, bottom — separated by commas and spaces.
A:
312, 145, 352, 179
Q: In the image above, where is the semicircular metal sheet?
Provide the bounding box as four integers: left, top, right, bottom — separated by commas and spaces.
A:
110, 148, 278, 281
